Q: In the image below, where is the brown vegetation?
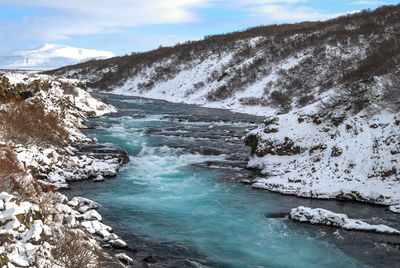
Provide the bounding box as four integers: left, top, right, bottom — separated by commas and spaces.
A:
0, 77, 52, 103
0, 102, 69, 146
0, 145, 41, 199
50, 227, 104, 268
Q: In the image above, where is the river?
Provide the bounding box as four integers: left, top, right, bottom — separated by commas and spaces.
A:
64, 93, 400, 268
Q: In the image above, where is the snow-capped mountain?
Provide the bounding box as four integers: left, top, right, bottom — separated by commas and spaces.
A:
0, 44, 116, 71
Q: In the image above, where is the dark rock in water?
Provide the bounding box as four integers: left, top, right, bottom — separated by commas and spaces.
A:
73, 143, 130, 165
265, 212, 289, 219
240, 179, 254, 185
143, 256, 157, 264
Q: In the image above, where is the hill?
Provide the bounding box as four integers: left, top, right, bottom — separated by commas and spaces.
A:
48, 5, 400, 205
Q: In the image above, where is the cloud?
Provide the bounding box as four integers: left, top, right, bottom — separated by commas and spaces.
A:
0, 0, 211, 41
351, 1, 386, 5
246, 4, 341, 21
208, 0, 341, 23
0, 0, 380, 52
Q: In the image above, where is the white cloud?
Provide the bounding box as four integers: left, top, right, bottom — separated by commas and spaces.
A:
246, 4, 341, 21
0, 0, 211, 40
351, 1, 385, 5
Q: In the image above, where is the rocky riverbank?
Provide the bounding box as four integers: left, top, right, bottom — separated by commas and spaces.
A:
0, 71, 134, 267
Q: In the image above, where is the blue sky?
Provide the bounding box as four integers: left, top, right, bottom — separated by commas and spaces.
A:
0, 0, 398, 55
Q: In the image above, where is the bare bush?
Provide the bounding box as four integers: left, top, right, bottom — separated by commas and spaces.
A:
269, 90, 292, 112
381, 74, 400, 112
50, 227, 102, 268
297, 94, 315, 107
206, 85, 232, 101
239, 97, 268, 106
0, 78, 52, 103
0, 102, 69, 146
0, 145, 22, 176
59, 81, 79, 97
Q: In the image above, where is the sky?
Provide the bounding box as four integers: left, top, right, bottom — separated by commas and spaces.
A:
0, 0, 398, 55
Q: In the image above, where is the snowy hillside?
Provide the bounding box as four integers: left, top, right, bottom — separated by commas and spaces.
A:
49, 5, 400, 116
49, 5, 400, 206
0, 44, 115, 71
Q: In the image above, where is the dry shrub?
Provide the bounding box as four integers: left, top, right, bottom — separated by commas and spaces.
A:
0, 78, 52, 103
0, 145, 35, 197
381, 74, 400, 112
50, 227, 103, 268
0, 102, 69, 146
0, 145, 22, 176
59, 81, 79, 97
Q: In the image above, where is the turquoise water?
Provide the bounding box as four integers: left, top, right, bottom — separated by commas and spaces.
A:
64, 94, 396, 267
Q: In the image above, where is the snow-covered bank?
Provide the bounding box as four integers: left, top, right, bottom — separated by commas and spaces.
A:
0, 71, 131, 267
290, 206, 400, 235
246, 106, 400, 206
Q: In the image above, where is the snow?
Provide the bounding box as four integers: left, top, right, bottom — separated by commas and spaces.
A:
248, 107, 400, 205
0, 191, 129, 267
290, 206, 400, 234
83, 210, 102, 221
0, 44, 115, 70
389, 204, 400, 214
115, 253, 133, 264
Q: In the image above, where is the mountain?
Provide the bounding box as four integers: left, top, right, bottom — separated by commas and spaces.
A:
0, 44, 115, 71
48, 5, 400, 205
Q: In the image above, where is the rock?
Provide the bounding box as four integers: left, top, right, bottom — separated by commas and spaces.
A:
83, 210, 102, 221
53, 214, 64, 223
68, 196, 99, 213
64, 215, 76, 226
23, 220, 43, 242
240, 179, 253, 185
143, 256, 157, 264
93, 174, 105, 182
115, 253, 133, 265
245, 134, 300, 157
110, 239, 128, 249
290, 206, 400, 235
72, 143, 130, 165
388, 204, 400, 214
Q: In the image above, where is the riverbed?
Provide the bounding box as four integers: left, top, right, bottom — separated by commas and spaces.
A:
64, 94, 400, 268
